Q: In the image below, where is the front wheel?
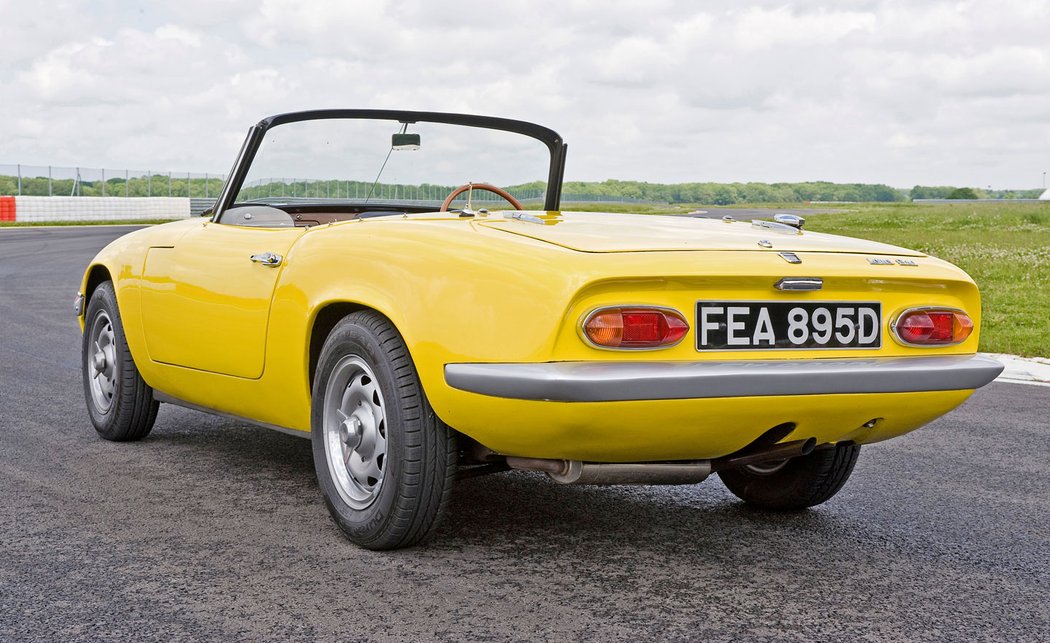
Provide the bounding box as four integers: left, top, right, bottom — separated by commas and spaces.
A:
311, 311, 457, 550
718, 443, 861, 510
82, 281, 158, 441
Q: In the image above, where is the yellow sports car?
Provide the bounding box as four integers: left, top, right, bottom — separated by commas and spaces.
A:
77, 110, 1002, 550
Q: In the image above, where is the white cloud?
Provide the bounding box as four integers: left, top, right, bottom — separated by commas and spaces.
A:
731, 6, 876, 50
591, 37, 677, 87
1, 0, 1048, 188
18, 38, 115, 101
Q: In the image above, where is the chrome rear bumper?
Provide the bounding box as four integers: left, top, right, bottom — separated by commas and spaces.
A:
444, 354, 1003, 402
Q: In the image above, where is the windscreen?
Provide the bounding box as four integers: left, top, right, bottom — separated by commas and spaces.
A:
234, 118, 552, 208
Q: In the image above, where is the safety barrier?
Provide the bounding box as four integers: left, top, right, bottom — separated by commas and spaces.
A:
1, 196, 191, 223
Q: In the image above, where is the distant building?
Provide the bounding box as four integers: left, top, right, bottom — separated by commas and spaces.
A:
1041, 188, 1050, 200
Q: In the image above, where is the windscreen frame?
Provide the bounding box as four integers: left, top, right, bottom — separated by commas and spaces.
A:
213, 109, 566, 222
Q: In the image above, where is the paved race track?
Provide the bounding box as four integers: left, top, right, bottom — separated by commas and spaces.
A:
1, 225, 1047, 641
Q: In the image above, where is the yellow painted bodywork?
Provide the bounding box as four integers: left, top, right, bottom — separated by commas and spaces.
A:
78, 211, 985, 462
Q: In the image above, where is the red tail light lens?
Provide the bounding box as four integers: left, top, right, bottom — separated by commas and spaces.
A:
583, 307, 689, 349
893, 309, 974, 345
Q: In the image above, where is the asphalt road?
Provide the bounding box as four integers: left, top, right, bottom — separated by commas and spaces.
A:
1, 225, 1048, 642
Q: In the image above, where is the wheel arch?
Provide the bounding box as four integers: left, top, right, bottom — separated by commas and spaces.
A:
84, 263, 113, 302
303, 299, 461, 436
78, 263, 115, 331
308, 301, 390, 392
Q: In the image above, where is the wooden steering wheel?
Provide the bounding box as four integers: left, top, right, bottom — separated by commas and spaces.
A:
439, 182, 524, 212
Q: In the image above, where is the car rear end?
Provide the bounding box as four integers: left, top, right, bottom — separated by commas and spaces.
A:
437, 214, 1002, 462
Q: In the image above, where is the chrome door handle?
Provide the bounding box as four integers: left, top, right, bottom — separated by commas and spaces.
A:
250, 252, 283, 266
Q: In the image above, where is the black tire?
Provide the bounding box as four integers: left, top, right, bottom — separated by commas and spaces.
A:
718, 443, 861, 510
82, 281, 158, 441
311, 311, 457, 550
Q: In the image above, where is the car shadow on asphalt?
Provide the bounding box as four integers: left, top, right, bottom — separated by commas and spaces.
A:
146, 406, 316, 479
436, 469, 845, 555
147, 407, 851, 555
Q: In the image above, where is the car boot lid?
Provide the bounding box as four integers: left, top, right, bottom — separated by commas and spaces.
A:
476, 211, 924, 256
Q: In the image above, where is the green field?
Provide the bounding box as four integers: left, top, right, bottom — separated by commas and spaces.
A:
804, 202, 1050, 358
568, 200, 1049, 357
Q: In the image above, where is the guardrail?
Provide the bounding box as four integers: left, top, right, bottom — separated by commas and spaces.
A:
1, 196, 191, 223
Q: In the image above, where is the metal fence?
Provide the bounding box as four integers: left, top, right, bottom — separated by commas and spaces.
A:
0, 164, 225, 199
555, 193, 662, 204
1, 163, 665, 205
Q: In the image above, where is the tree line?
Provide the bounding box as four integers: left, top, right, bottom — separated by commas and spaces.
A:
510, 180, 1043, 203
1, 172, 1042, 204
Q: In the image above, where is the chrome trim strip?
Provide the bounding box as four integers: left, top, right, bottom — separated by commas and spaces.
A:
444, 355, 1004, 402
773, 213, 805, 229
154, 391, 310, 439
751, 219, 802, 235
504, 211, 545, 225
774, 277, 823, 291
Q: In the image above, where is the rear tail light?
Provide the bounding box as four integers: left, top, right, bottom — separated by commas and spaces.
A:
583, 306, 689, 349
892, 308, 974, 346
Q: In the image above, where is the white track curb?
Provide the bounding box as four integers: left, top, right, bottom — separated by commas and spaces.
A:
983, 353, 1050, 387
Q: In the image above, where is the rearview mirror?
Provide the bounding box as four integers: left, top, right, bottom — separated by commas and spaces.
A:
392, 133, 421, 150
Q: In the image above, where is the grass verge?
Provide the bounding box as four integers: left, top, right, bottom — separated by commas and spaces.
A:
803, 202, 1049, 358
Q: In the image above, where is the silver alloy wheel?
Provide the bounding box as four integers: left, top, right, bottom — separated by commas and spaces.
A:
744, 459, 790, 475
87, 311, 118, 413
323, 355, 388, 509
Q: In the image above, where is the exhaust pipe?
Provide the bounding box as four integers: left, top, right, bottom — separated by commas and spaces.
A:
505, 457, 712, 485
503, 437, 817, 485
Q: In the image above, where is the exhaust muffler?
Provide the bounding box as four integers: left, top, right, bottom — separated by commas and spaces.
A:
505, 457, 712, 485
503, 437, 818, 485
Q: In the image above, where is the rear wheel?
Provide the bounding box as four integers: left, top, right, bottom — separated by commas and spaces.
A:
718, 443, 861, 510
311, 311, 457, 550
82, 281, 158, 441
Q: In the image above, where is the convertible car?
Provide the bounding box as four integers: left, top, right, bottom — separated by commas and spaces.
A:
77, 110, 1002, 549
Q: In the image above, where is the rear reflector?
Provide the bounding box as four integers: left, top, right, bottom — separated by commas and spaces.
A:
893, 309, 974, 345
583, 307, 689, 349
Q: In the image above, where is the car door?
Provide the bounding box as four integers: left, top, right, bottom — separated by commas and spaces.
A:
139, 220, 305, 379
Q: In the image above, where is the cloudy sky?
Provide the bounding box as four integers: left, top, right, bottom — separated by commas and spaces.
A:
2, 0, 1049, 188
